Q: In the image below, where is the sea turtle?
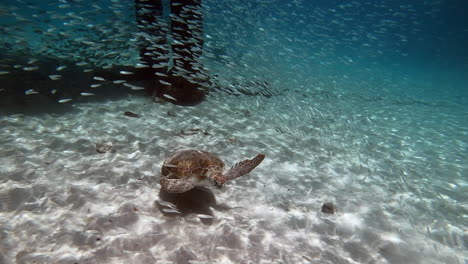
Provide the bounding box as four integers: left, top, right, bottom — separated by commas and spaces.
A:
160, 149, 265, 193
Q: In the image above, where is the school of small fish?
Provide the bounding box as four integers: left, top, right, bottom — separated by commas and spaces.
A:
0, 0, 444, 104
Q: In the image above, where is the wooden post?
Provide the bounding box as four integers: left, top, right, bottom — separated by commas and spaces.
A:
134, 0, 208, 105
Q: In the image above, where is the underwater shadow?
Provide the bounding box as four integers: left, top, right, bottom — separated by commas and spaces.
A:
156, 187, 230, 225
0, 58, 153, 116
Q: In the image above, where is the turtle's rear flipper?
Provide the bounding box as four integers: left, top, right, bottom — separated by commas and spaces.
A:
160, 178, 197, 193
224, 154, 265, 180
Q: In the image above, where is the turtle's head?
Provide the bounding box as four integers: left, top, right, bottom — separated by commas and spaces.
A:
209, 172, 226, 188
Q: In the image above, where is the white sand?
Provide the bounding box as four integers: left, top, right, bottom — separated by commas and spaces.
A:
0, 89, 466, 264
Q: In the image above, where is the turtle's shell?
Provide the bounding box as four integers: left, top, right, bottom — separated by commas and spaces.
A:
161, 149, 225, 181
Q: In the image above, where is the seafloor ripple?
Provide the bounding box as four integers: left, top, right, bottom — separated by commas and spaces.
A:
0, 93, 466, 263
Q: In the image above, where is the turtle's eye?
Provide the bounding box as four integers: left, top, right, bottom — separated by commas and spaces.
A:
211, 174, 225, 188
213, 180, 224, 188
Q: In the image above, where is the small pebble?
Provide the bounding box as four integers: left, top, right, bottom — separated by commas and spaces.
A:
321, 202, 336, 214
124, 111, 140, 118
95, 141, 115, 153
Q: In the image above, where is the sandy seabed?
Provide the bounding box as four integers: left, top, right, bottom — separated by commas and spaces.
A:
0, 90, 466, 264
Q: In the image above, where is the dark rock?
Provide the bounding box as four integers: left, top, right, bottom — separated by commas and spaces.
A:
124, 111, 140, 118
321, 202, 337, 214
95, 141, 115, 153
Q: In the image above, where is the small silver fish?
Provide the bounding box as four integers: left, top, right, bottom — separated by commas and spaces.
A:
0, 71, 10, 75
56, 65, 67, 71
135, 63, 149, 68
90, 84, 102, 88
119, 70, 133, 75
162, 94, 177, 101
76, 61, 88, 66
197, 214, 214, 219
25, 89, 39, 95
113, 80, 126, 84
215, 246, 234, 251
159, 80, 172, 86
158, 200, 177, 208
93, 76, 105, 81
155, 72, 168, 77
152, 63, 167, 69
122, 83, 144, 90
49, 75, 62, 80
27, 58, 38, 64
23, 66, 39, 71
80, 92, 95, 96
162, 208, 181, 214
130, 85, 145, 91
58, 98, 72, 103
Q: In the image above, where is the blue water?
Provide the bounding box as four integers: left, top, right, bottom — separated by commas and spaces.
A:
0, 0, 466, 263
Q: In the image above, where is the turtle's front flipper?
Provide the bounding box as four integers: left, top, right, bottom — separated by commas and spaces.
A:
224, 154, 265, 180
160, 178, 197, 193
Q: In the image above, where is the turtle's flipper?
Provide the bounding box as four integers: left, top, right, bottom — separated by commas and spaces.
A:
160, 178, 197, 193
224, 154, 265, 180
